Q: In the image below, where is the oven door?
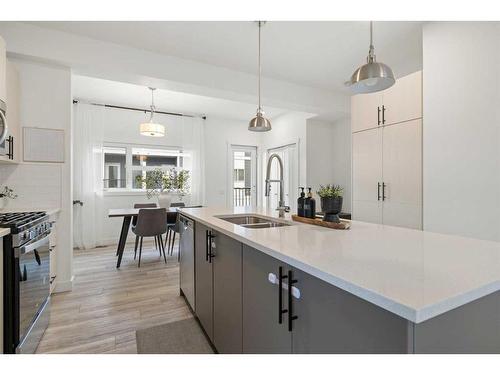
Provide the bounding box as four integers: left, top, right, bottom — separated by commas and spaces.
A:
16, 234, 51, 353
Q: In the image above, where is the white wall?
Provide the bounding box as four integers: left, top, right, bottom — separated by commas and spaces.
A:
204, 116, 262, 207
423, 22, 500, 241
306, 117, 352, 213
0, 58, 73, 291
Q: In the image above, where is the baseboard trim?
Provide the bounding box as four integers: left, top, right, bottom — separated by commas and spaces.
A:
53, 275, 74, 293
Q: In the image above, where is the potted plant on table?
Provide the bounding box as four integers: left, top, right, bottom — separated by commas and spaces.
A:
135, 168, 190, 208
0, 186, 18, 210
317, 184, 343, 223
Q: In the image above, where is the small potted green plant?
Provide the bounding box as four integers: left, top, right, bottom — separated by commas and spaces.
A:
317, 184, 343, 223
135, 168, 190, 207
0, 186, 18, 210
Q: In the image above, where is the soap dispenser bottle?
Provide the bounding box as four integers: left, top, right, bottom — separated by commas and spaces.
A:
297, 187, 306, 217
305, 187, 316, 219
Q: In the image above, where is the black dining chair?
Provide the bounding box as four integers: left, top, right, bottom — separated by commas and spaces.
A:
132, 203, 162, 255
132, 208, 168, 267
166, 202, 185, 257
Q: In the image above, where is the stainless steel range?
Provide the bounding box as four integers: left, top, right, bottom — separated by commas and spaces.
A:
1, 211, 52, 354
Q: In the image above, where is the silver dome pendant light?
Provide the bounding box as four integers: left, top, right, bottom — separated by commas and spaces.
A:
249, 21, 272, 132
348, 21, 395, 94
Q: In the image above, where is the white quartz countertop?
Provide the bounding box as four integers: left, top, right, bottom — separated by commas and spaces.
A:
0, 228, 10, 238
179, 206, 500, 323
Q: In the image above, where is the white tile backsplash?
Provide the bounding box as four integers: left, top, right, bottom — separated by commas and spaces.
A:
0, 163, 62, 210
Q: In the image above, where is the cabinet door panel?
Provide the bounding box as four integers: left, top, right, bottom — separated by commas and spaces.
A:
194, 222, 213, 340
213, 232, 243, 353
352, 128, 383, 224
291, 268, 409, 353
382, 120, 422, 229
382, 71, 422, 126
351, 91, 383, 133
242, 245, 291, 353
0, 37, 6, 103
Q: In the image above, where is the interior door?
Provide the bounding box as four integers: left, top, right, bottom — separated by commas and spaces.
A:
382, 71, 422, 126
352, 128, 383, 224
381, 120, 422, 229
351, 91, 383, 133
229, 145, 257, 207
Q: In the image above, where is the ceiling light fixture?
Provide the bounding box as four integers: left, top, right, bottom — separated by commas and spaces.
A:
248, 21, 272, 132
347, 21, 395, 94
140, 87, 165, 137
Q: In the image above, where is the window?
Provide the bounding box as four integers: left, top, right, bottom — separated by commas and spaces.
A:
102, 144, 191, 191
103, 147, 126, 188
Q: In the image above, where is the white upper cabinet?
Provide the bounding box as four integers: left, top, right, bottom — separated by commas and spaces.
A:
0, 36, 6, 104
351, 70, 422, 133
381, 71, 422, 126
351, 91, 383, 133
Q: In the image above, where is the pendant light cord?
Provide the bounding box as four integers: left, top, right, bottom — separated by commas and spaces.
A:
149, 87, 156, 122
368, 21, 375, 63
258, 21, 262, 112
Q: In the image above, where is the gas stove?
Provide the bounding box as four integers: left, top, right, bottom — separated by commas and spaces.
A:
0, 211, 50, 247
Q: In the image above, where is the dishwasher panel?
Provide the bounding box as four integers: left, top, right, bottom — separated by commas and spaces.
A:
179, 215, 195, 311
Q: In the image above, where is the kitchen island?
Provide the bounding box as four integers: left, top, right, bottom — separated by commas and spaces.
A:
178, 206, 500, 354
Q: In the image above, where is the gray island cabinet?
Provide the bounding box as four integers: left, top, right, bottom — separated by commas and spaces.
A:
181, 214, 500, 354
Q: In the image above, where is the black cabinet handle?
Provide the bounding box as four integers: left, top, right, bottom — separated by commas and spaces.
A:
382, 182, 387, 201
377, 182, 381, 201
205, 230, 209, 262
207, 231, 216, 263
278, 266, 288, 324
382, 105, 386, 124
6, 136, 13, 160
287, 270, 298, 332
377, 106, 381, 126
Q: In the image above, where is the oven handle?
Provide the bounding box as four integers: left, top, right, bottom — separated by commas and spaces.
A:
17, 235, 50, 256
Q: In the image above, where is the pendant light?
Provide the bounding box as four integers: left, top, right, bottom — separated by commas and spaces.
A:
347, 21, 395, 94
140, 87, 165, 137
248, 21, 272, 132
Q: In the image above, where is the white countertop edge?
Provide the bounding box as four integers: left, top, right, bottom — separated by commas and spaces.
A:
0, 207, 61, 216
0, 228, 10, 238
179, 210, 499, 324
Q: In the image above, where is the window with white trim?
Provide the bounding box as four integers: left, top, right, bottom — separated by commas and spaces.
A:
102, 144, 191, 191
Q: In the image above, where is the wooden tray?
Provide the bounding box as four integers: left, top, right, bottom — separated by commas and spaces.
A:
291, 214, 351, 230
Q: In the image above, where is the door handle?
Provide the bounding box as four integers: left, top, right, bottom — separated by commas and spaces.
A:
377, 182, 381, 201
287, 270, 298, 332
278, 267, 288, 324
382, 182, 387, 201
377, 106, 381, 125
207, 231, 216, 263
382, 105, 386, 124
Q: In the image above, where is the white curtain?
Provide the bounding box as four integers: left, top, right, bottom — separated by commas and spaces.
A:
181, 116, 205, 206
73, 103, 104, 250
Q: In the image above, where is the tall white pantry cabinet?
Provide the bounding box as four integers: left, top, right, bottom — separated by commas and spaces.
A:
352, 71, 422, 229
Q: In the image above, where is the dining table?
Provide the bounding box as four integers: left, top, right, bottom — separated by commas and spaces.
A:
108, 206, 200, 268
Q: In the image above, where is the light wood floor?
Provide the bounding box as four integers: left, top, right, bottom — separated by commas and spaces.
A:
36, 239, 192, 354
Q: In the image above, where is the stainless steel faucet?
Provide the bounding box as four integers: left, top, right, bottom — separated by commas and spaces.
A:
265, 153, 290, 218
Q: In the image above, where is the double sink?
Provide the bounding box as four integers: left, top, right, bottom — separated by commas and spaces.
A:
216, 214, 291, 229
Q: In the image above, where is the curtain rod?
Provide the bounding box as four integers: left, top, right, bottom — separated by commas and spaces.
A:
72, 99, 207, 120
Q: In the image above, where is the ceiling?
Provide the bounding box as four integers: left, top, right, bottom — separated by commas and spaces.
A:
72, 75, 290, 121
31, 21, 423, 93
